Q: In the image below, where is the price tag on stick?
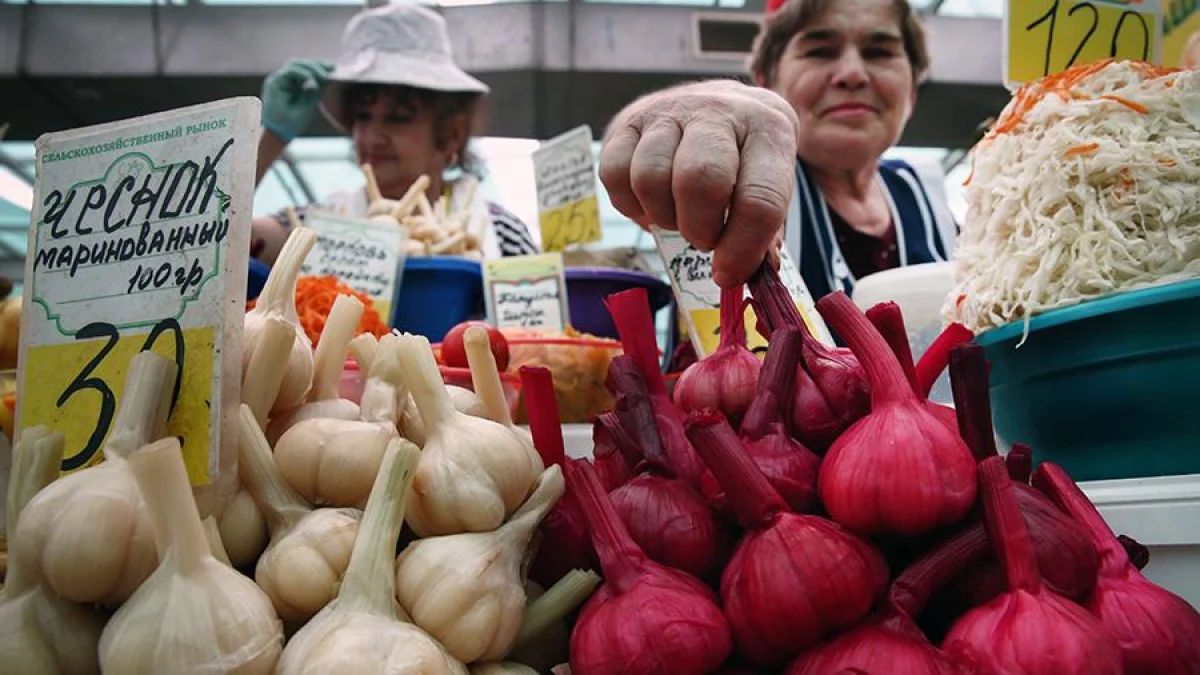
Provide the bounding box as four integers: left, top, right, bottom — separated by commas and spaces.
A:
300, 210, 409, 325
532, 125, 603, 252
17, 98, 258, 485
1004, 0, 1163, 87
483, 253, 570, 332
651, 228, 832, 358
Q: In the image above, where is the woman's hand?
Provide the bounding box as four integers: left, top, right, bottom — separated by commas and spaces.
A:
600, 80, 799, 287
261, 59, 335, 142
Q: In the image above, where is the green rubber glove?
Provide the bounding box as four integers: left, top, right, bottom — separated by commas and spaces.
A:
261, 59, 335, 142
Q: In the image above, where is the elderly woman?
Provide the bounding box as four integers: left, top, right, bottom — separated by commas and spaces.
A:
600, 0, 955, 293
251, 2, 538, 264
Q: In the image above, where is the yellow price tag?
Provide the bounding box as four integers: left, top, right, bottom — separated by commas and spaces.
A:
539, 196, 602, 253
689, 300, 824, 360
1005, 0, 1162, 85
21, 326, 214, 482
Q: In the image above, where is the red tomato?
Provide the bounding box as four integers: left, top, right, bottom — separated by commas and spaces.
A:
441, 321, 510, 372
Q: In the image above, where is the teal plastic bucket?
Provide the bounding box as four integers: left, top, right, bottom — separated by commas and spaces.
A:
975, 278, 1200, 482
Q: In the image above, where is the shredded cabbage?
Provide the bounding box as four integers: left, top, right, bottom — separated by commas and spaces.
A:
944, 61, 1200, 337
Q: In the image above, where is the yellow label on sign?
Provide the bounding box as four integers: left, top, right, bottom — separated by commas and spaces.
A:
689, 301, 824, 359
1163, 0, 1200, 67
539, 196, 602, 253
20, 325, 214, 482
1006, 0, 1162, 85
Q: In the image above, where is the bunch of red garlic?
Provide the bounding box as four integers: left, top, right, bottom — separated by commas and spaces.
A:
533, 269, 1200, 675
0, 226, 598, 674
363, 164, 486, 260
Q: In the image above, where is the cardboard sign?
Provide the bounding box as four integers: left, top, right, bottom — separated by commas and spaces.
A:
1005, 0, 1163, 86
532, 125, 602, 252
483, 253, 569, 331
301, 210, 408, 325
18, 98, 257, 485
652, 227, 832, 357
1163, 0, 1200, 67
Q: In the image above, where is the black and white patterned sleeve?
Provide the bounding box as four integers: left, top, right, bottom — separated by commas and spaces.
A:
488, 202, 541, 257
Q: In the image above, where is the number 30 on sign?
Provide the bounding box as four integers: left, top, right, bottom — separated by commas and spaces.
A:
1005, 0, 1163, 86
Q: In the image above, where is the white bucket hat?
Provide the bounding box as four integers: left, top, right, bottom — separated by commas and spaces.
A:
320, 3, 490, 132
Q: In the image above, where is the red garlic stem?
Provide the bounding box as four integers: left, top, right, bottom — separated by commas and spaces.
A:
980, 456, 1042, 593
718, 286, 748, 350
566, 459, 645, 592
520, 366, 565, 467
915, 323, 974, 398
949, 343, 999, 462
1032, 463, 1129, 575
685, 409, 788, 529
887, 523, 991, 618
605, 289, 669, 398
596, 410, 645, 469
866, 302, 920, 397
814, 292, 915, 406
740, 327, 801, 439
748, 262, 809, 337
1006, 443, 1034, 484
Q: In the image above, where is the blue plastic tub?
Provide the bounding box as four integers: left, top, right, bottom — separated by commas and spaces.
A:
565, 267, 673, 340
247, 258, 270, 302
392, 257, 484, 342
975, 278, 1200, 482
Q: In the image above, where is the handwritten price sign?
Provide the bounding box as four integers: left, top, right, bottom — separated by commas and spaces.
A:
651, 228, 832, 358
532, 125, 603, 252
483, 253, 569, 332
301, 211, 409, 325
1005, 0, 1163, 85
18, 99, 257, 484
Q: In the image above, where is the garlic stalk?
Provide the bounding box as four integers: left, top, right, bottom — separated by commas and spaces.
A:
398, 334, 542, 536
99, 437, 283, 674
267, 294, 364, 445
395, 465, 564, 663
276, 439, 467, 675
243, 225, 318, 416
243, 316, 298, 428
0, 427, 106, 675
348, 333, 378, 374
274, 335, 404, 508
398, 385, 488, 447
470, 663, 539, 675
239, 405, 361, 623
13, 351, 175, 605
508, 569, 600, 671
201, 517, 233, 567
463, 326, 532, 450
216, 486, 268, 568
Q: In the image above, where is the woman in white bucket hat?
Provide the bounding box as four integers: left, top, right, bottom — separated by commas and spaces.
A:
251, 2, 539, 264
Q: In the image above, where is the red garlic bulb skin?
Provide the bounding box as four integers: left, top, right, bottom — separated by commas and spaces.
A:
818, 407, 977, 537
1086, 566, 1200, 674
674, 349, 761, 429
943, 590, 1122, 675
790, 344, 870, 453
787, 622, 966, 675
721, 514, 888, 666
609, 474, 732, 582
570, 565, 732, 675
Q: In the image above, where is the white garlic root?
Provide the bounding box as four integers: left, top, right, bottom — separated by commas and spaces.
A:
470, 663, 539, 675
463, 326, 534, 451
274, 335, 405, 508
0, 427, 105, 675
243, 316, 298, 428
277, 439, 467, 675
239, 406, 360, 624
395, 465, 564, 662
99, 438, 283, 674
397, 334, 542, 536
201, 517, 233, 567
216, 486, 268, 568
267, 294, 364, 445
508, 570, 600, 671
14, 351, 175, 605
244, 226, 318, 416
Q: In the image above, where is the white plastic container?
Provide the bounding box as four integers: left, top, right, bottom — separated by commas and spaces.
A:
561, 424, 1199, 608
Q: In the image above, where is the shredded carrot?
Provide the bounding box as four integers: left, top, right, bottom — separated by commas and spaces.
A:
247, 275, 390, 346
1064, 143, 1100, 157
1100, 95, 1149, 114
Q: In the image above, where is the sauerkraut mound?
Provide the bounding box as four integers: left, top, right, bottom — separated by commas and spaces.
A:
944, 60, 1200, 335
